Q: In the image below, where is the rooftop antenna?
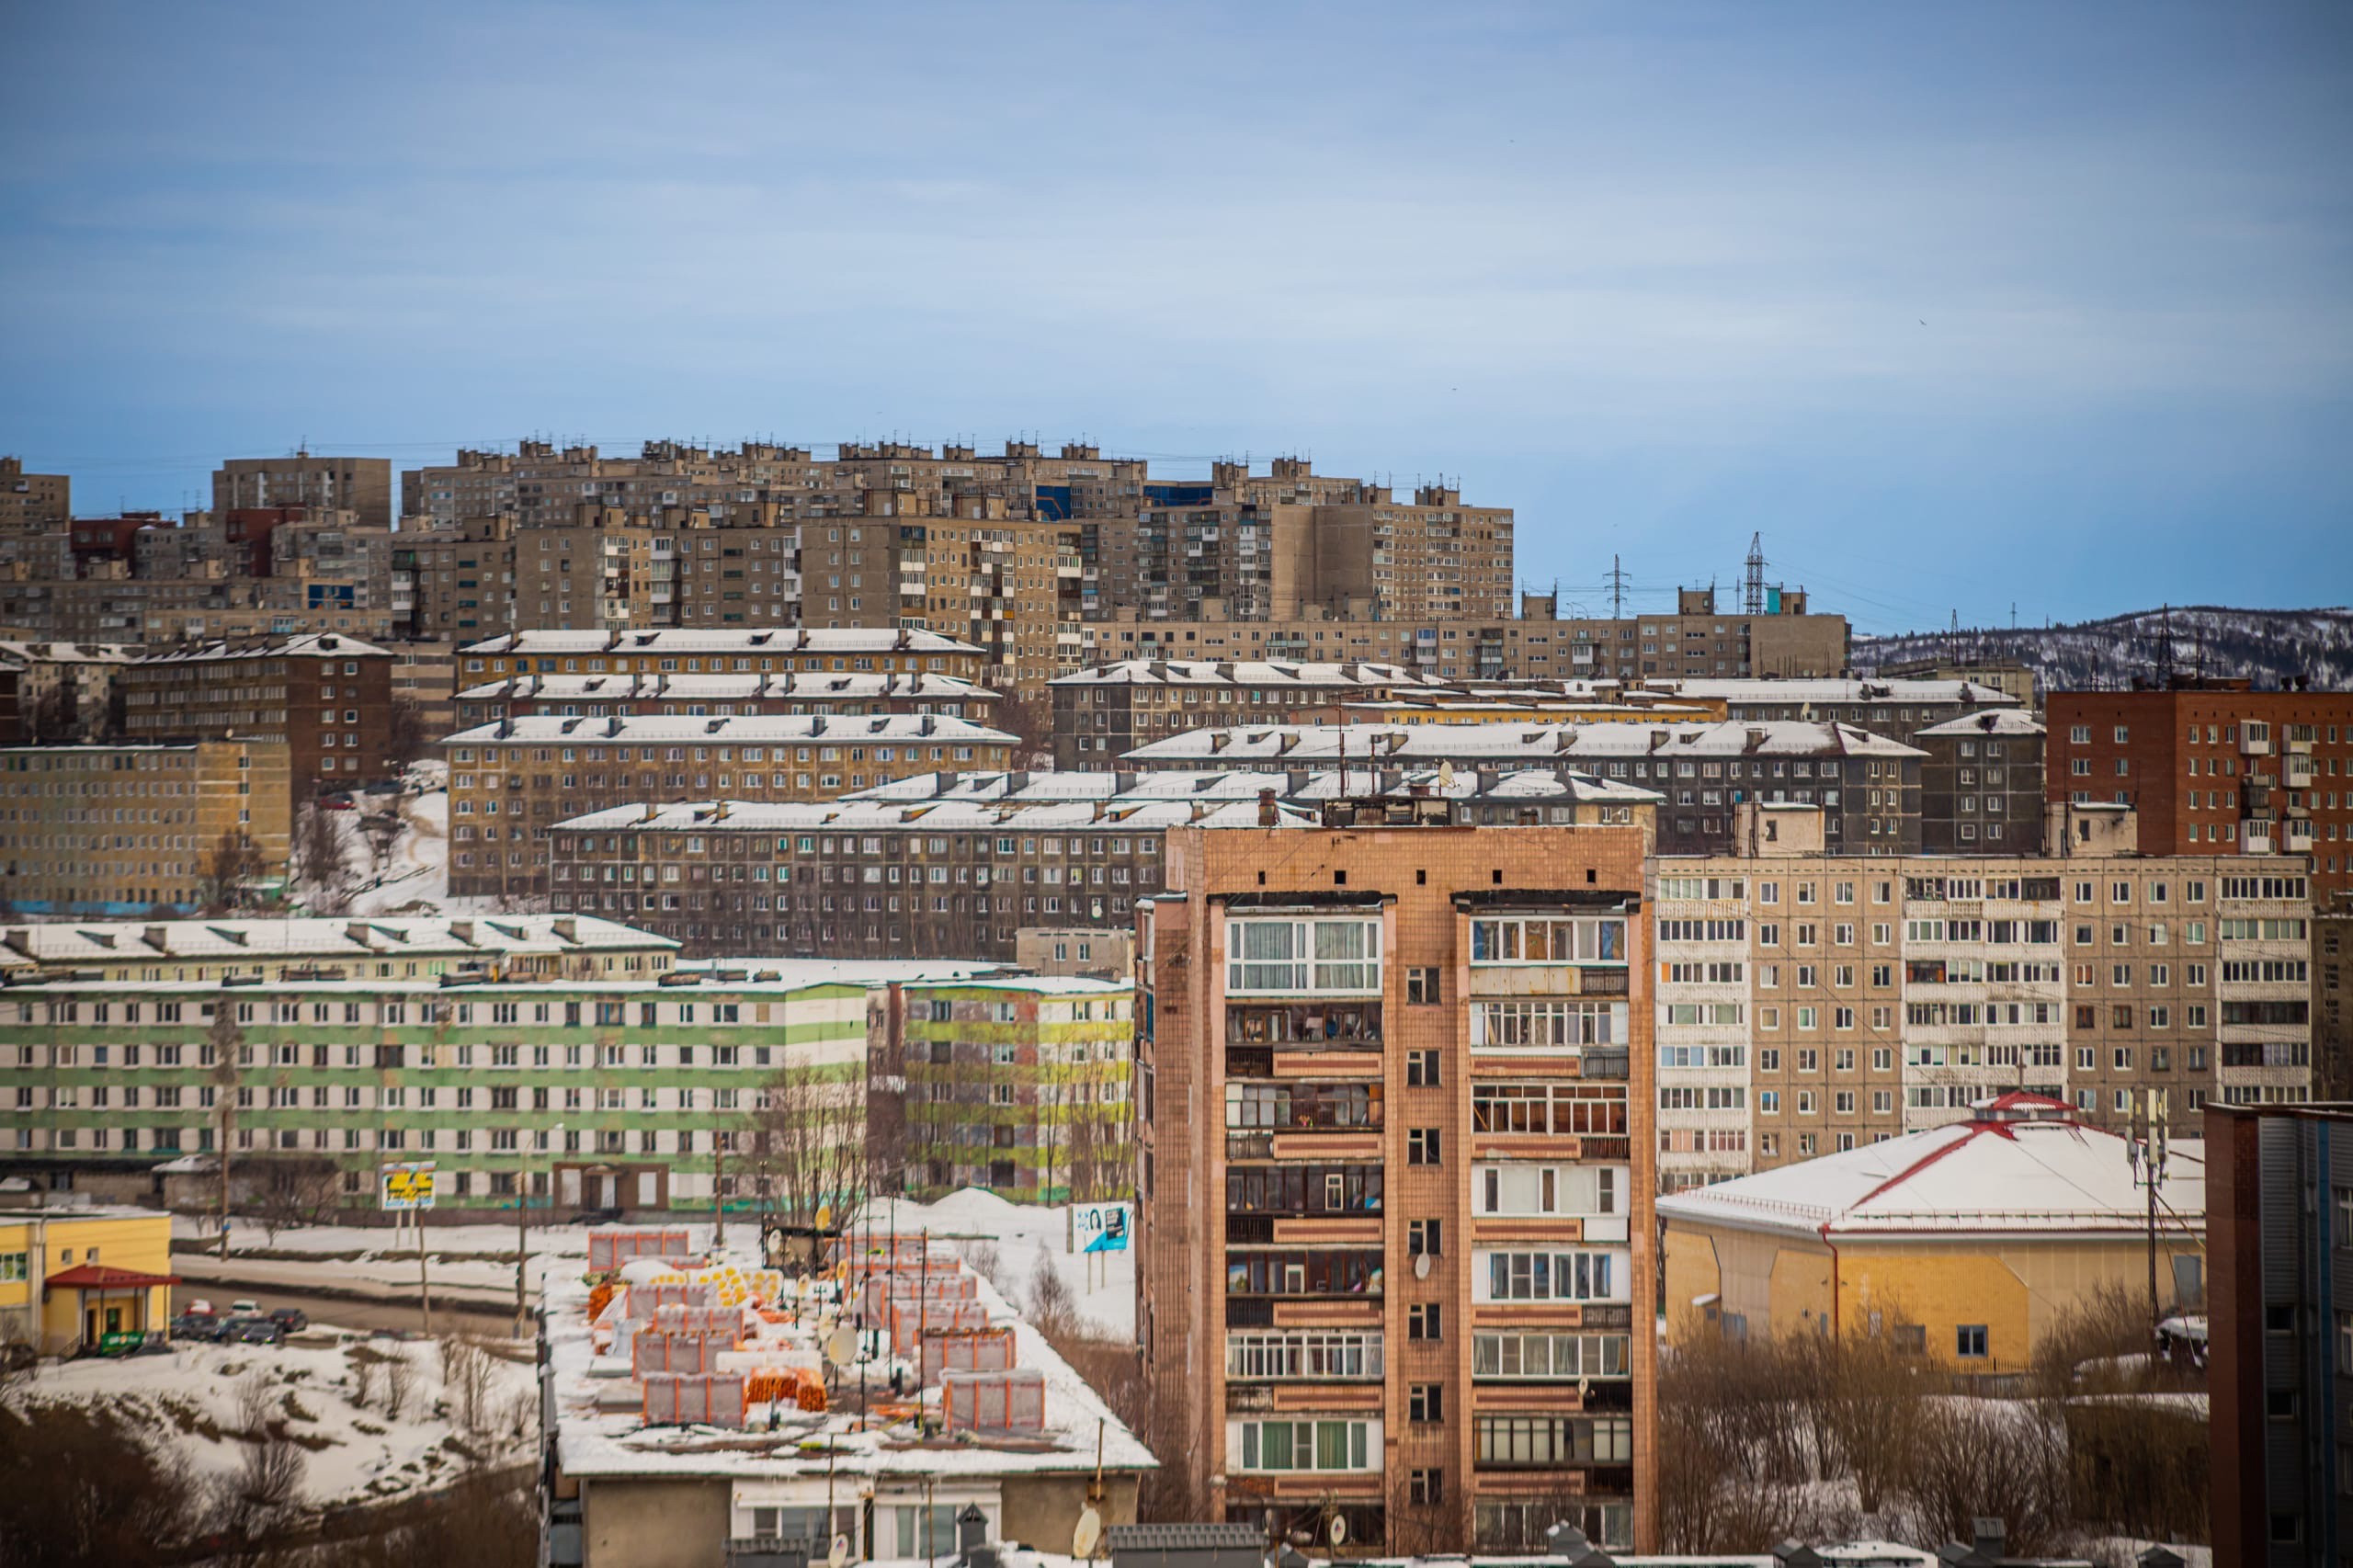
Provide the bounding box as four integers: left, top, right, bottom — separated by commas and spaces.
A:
1743, 533, 1766, 616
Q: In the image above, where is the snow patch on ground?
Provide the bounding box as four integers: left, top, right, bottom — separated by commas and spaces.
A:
5, 1330, 534, 1506
849, 1187, 1134, 1342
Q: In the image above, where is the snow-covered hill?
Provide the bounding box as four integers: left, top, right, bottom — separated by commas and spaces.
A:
1857, 607, 2353, 694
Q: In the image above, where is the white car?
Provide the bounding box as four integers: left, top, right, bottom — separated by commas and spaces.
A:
229, 1298, 262, 1315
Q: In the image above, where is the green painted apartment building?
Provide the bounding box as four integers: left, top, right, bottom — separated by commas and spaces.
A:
0, 917, 883, 1214
871, 976, 1135, 1201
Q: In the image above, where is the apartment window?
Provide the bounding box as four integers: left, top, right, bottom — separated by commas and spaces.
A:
1408, 1383, 1445, 1424
1407, 1219, 1444, 1257
1405, 1050, 1440, 1087
1408, 1467, 1444, 1506
1406, 966, 1440, 1005
1407, 1128, 1442, 1165
1956, 1324, 1989, 1360
1408, 1302, 1443, 1342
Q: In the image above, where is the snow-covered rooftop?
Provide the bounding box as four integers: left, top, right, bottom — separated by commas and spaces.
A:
1466, 676, 2022, 707
456, 672, 996, 702
1913, 709, 2049, 738
1124, 720, 1925, 765
462, 628, 983, 656
0, 914, 674, 968
442, 713, 1015, 745
134, 631, 392, 664
0, 641, 139, 665
1049, 658, 1444, 689
551, 796, 1319, 835
847, 767, 1661, 807
1656, 1093, 2206, 1242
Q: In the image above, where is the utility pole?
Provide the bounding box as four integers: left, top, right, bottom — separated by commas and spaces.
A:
714, 1130, 727, 1252
1608, 554, 1628, 621
2131, 1087, 2169, 1325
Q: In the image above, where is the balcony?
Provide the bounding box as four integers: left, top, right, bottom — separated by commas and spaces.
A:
1227, 1003, 1381, 1051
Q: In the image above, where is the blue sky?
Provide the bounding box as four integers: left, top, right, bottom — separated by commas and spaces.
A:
3, 2, 2347, 634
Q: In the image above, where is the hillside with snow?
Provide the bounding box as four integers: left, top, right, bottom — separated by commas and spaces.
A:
1856, 606, 2353, 694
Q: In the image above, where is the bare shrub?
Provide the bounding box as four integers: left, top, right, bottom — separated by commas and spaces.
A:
383, 1351, 415, 1419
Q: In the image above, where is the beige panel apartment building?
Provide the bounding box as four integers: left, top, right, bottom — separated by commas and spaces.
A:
0, 740, 290, 915
1649, 805, 2314, 1192
214, 452, 393, 529
1138, 812, 1655, 1551
0, 457, 69, 534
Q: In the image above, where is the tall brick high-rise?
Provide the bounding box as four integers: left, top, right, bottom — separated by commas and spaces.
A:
1137, 803, 1654, 1551
2047, 682, 2353, 906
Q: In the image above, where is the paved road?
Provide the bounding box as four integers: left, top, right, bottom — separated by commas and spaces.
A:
177, 1284, 529, 1339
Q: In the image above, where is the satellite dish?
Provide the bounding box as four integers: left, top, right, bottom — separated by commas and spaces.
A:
824, 1325, 858, 1367
1073, 1507, 1103, 1561
1328, 1515, 1348, 1548
1412, 1252, 1432, 1279
829, 1535, 851, 1568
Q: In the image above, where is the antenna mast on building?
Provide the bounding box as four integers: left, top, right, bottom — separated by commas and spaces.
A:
1743, 534, 1766, 616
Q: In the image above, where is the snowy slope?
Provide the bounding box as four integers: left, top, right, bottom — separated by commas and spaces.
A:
1858, 606, 2353, 694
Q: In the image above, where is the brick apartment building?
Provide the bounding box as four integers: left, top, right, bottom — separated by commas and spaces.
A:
1137, 810, 1655, 1550
0, 740, 291, 915
119, 633, 395, 820
440, 712, 1017, 900
2046, 683, 2353, 904
457, 627, 989, 687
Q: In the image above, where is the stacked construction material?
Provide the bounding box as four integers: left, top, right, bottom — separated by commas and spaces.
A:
940, 1368, 1046, 1433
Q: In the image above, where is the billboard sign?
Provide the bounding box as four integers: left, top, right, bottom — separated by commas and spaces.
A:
380, 1162, 438, 1211
1070, 1201, 1131, 1255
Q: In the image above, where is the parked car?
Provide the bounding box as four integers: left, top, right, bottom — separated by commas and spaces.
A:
183, 1299, 217, 1317
320, 793, 356, 811
228, 1298, 262, 1315
220, 1315, 283, 1346
170, 1312, 224, 1341
267, 1307, 309, 1333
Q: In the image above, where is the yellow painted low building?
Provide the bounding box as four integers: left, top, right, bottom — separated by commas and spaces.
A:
1658, 1094, 2203, 1374
0, 1207, 177, 1355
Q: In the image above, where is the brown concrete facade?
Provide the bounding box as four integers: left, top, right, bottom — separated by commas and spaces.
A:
1138, 819, 1655, 1552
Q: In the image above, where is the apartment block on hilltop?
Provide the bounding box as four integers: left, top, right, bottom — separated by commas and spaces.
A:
1648, 803, 2315, 1191
440, 712, 1017, 900
1138, 812, 1655, 1551
0, 456, 70, 533
214, 452, 393, 529
868, 975, 1134, 1200
0, 740, 290, 915
2046, 684, 2353, 904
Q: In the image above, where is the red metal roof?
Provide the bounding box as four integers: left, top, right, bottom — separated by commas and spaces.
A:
44, 1264, 180, 1290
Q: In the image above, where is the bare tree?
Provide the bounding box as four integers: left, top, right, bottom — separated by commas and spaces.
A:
382, 1351, 415, 1420
989, 686, 1054, 767
438, 1335, 497, 1435
383, 694, 432, 768
207, 1371, 307, 1562
252, 1154, 344, 1242
199, 829, 268, 914
292, 803, 352, 914
752, 1061, 868, 1234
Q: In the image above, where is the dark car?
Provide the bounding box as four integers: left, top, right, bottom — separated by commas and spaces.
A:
170, 1313, 224, 1342
267, 1307, 310, 1333
220, 1315, 284, 1346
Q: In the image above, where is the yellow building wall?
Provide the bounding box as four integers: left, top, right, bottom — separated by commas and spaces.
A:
0, 1211, 176, 1354
1664, 1218, 2203, 1373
